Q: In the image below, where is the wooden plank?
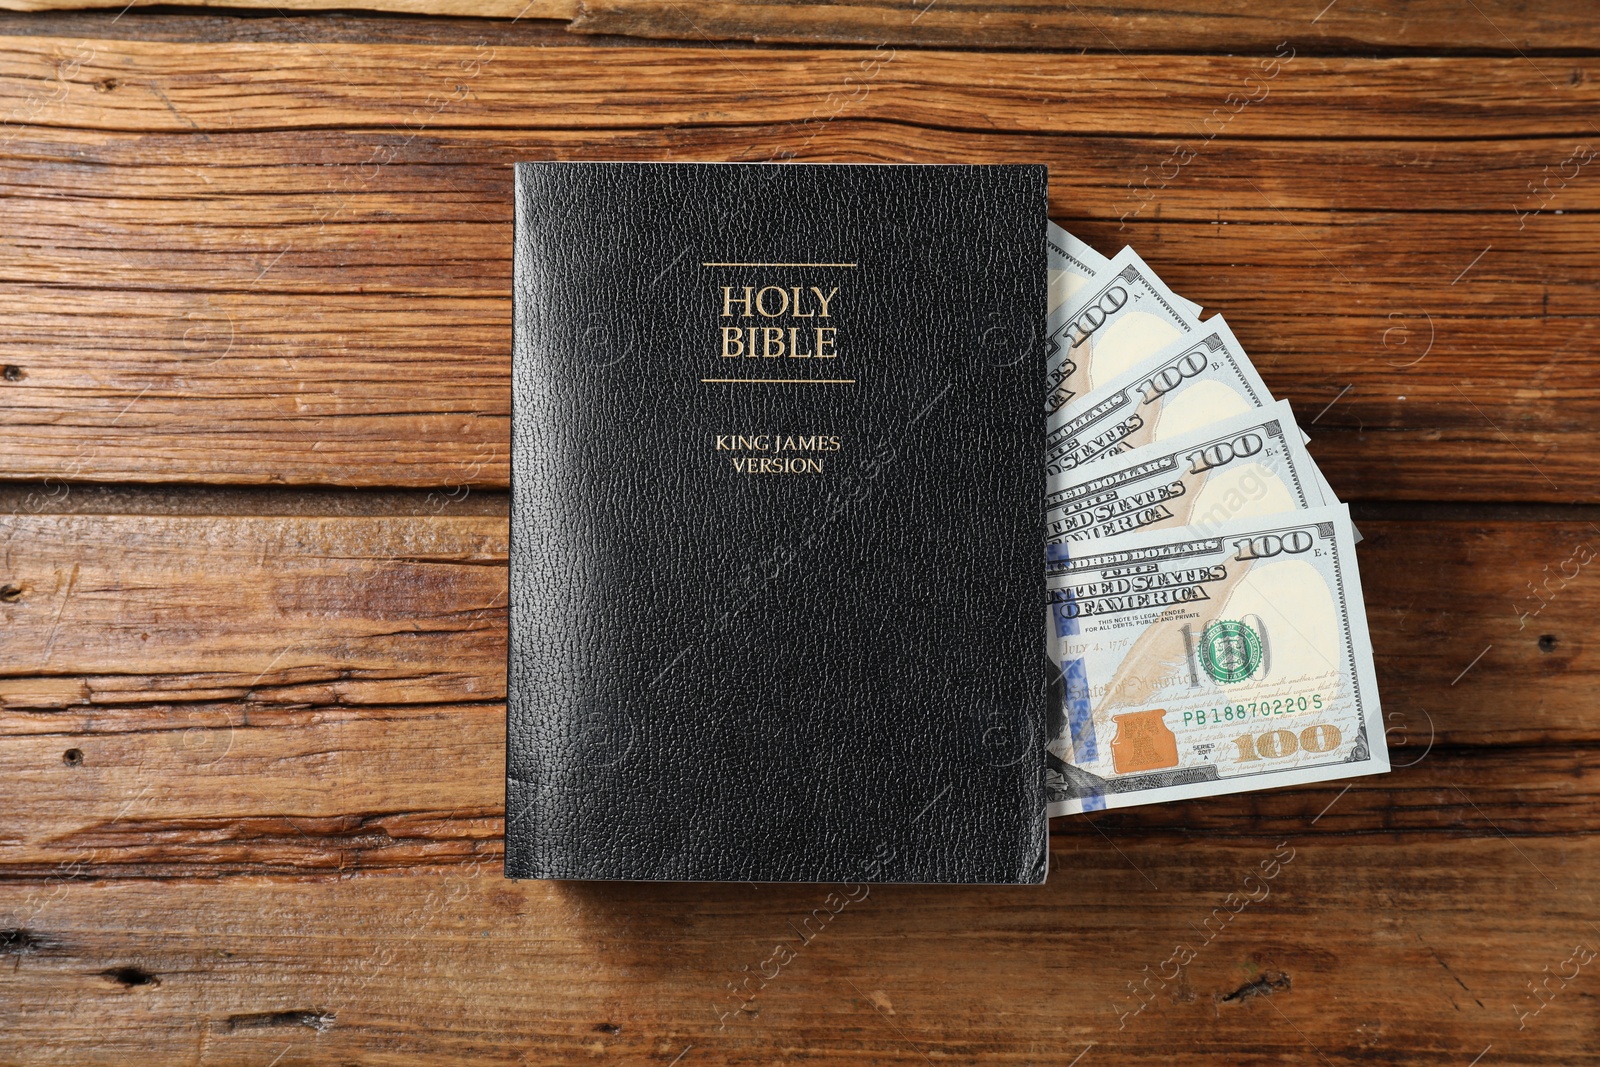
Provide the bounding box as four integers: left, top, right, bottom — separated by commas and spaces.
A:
3, 718, 1594, 874
1, 39, 1596, 495
0, 10, 602, 46
1, 0, 1598, 55
567, 0, 1600, 53
2, 42, 1597, 139
0, 513, 1577, 739
0, 0, 574, 16
9, 281, 1595, 500
9, 126, 1600, 215
0, 511, 1593, 874
2, 111, 1598, 493
2, 702, 506, 874
2, 838, 1594, 1064
3, 295, 1588, 502
0, 514, 506, 710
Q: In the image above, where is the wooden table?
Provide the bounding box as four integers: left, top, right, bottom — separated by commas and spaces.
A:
1, 3, 1596, 1063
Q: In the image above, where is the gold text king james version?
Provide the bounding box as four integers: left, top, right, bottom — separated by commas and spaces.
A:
715, 434, 842, 475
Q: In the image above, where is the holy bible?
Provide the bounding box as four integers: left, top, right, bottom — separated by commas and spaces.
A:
507, 162, 1047, 883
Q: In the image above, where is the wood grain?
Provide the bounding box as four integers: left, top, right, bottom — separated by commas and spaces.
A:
0, 0, 1597, 56
0, 511, 1591, 875
3, 720, 1594, 875
1, 37, 1597, 494
0, 0, 573, 16
0, 513, 506, 710
1, 13, 1596, 1063
3, 42, 1596, 138
3, 839, 1595, 1065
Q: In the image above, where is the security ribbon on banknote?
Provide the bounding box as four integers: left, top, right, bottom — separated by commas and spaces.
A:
1044, 401, 1326, 545
1044, 504, 1385, 815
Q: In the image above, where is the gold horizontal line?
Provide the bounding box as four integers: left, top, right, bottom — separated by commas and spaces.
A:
701, 262, 857, 267
700, 378, 856, 384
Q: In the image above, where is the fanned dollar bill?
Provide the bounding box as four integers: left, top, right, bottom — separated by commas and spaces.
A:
1045, 401, 1327, 545
1045, 504, 1385, 815
1048, 222, 1202, 320
1045, 320, 1357, 541
1046, 246, 1201, 416
1045, 317, 1271, 479
1047, 221, 1111, 315
1107, 247, 1203, 320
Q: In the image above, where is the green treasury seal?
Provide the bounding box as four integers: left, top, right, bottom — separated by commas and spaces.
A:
1199, 620, 1262, 684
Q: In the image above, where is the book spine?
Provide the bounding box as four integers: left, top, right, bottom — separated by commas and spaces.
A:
506, 163, 599, 880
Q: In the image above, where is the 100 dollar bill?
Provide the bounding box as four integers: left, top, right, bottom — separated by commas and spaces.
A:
1048, 221, 1111, 314
1046, 246, 1199, 416
1045, 504, 1385, 815
1046, 317, 1271, 479
1044, 401, 1327, 544
1043, 263, 1357, 541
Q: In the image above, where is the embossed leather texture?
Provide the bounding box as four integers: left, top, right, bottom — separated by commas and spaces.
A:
507, 162, 1047, 883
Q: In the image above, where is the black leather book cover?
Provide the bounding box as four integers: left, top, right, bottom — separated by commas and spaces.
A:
507, 162, 1047, 883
